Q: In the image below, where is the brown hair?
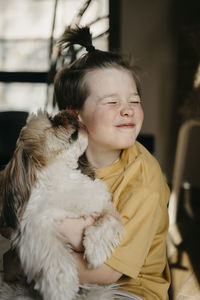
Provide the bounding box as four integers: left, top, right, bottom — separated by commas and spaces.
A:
54, 26, 141, 111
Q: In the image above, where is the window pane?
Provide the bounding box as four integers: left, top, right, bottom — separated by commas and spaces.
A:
0, 0, 109, 112
0, 0, 109, 72
0, 82, 47, 113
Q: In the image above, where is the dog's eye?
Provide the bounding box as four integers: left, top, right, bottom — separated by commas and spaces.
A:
70, 129, 78, 142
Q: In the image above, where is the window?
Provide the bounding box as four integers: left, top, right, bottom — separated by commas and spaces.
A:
0, 0, 109, 112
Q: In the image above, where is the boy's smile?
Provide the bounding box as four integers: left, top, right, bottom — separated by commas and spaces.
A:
115, 122, 135, 129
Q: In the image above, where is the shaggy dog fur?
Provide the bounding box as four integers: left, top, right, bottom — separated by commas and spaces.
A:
0, 110, 124, 300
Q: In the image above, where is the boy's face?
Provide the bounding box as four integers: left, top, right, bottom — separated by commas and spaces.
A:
78, 67, 144, 152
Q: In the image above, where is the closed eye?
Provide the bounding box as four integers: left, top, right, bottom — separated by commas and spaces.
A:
130, 101, 141, 104
128, 93, 141, 104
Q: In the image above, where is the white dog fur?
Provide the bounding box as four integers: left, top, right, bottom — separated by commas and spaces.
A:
0, 110, 124, 300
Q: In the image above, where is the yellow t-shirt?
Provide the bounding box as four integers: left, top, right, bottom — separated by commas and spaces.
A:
97, 142, 171, 300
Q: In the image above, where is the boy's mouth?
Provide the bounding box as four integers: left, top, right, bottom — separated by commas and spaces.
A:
116, 123, 135, 128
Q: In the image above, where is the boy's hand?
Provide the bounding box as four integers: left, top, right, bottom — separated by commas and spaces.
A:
59, 216, 95, 252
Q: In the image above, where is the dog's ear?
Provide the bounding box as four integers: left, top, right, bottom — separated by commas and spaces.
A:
51, 110, 79, 131
1, 142, 37, 230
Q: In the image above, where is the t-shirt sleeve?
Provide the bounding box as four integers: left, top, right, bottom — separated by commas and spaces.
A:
106, 191, 167, 278
105, 155, 170, 279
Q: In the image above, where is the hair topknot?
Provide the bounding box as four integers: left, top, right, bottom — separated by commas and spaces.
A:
58, 26, 93, 52
54, 25, 142, 111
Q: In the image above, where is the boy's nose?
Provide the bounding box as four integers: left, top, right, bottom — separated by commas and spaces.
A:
120, 104, 134, 117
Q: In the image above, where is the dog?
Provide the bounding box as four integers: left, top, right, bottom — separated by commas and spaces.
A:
0, 110, 124, 300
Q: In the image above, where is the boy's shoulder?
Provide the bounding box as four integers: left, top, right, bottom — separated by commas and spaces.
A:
124, 141, 168, 189
124, 141, 160, 171
126, 142, 170, 206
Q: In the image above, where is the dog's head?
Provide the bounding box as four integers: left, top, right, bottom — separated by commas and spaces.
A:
0, 110, 88, 231
20, 110, 88, 168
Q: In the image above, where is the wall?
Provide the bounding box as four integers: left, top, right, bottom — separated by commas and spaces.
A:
119, 0, 200, 188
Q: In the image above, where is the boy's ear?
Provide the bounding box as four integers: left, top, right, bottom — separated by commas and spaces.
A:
77, 112, 83, 122
76, 113, 86, 129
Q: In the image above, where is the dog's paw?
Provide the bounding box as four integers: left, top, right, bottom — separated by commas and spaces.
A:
83, 225, 108, 268
83, 218, 124, 269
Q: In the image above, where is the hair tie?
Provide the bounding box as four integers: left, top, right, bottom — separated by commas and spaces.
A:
86, 45, 95, 53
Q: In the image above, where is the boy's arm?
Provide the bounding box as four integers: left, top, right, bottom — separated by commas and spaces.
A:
60, 217, 123, 285
72, 252, 122, 285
